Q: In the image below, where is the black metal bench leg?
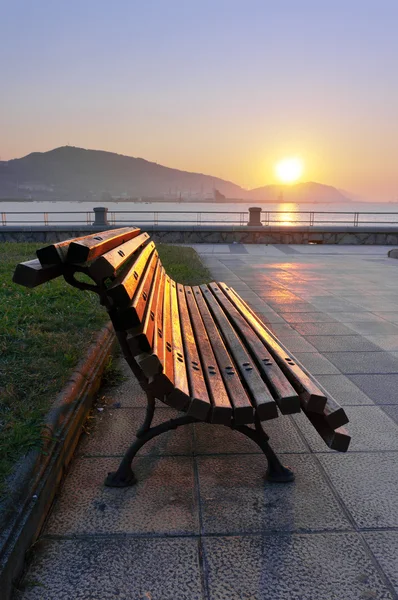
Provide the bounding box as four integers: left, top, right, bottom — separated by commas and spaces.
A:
136, 393, 156, 437
104, 415, 197, 488
234, 417, 295, 483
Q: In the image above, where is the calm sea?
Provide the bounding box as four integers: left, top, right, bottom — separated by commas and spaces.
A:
2, 200, 398, 227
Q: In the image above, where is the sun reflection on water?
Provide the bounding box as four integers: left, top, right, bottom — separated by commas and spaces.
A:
276, 203, 297, 226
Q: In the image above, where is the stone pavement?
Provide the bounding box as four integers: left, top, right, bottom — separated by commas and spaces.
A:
15, 244, 398, 600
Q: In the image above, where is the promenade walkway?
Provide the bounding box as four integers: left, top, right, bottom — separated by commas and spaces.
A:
15, 244, 398, 600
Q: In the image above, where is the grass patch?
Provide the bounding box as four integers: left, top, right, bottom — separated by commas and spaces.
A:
157, 243, 211, 286
0, 243, 107, 496
0, 241, 210, 495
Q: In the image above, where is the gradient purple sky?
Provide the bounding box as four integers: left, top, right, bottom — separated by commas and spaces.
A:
1, 1, 398, 200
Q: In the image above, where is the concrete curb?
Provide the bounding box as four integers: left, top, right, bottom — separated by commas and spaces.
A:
0, 323, 116, 599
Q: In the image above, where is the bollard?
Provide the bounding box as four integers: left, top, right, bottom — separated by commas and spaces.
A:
247, 207, 263, 226
93, 207, 109, 227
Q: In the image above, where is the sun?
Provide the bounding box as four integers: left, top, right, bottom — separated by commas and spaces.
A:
275, 157, 303, 184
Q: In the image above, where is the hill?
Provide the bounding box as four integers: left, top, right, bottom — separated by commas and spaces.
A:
0, 146, 351, 203
248, 181, 352, 203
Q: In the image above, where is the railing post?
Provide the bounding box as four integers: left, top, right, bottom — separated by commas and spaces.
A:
93, 206, 109, 227
247, 206, 263, 226
44, 212, 49, 226
1, 212, 6, 226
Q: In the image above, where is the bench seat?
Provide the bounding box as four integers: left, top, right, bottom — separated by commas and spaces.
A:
13, 226, 350, 486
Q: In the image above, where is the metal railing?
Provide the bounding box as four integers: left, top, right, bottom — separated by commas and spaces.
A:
260, 210, 398, 226
2, 208, 398, 227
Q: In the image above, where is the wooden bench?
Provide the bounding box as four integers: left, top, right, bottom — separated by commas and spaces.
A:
13, 226, 351, 487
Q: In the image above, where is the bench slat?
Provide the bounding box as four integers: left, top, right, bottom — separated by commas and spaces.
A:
66, 227, 141, 264
127, 262, 163, 355
302, 411, 351, 451
12, 259, 63, 288
208, 282, 300, 415
223, 284, 349, 429
88, 232, 150, 281
200, 285, 278, 421
220, 283, 327, 414
188, 286, 252, 425
142, 273, 176, 399
166, 281, 191, 411
177, 284, 212, 421
111, 251, 159, 331
152, 268, 166, 366
36, 234, 88, 265
107, 242, 155, 308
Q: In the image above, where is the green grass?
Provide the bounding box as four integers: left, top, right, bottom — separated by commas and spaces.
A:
156, 243, 211, 286
0, 241, 210, 495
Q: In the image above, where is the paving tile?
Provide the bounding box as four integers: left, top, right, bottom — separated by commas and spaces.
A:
194, 418, 308, 455
293, 406, 398, 452
374, 311, 398, 324
79, 408, 193, 457
380, 405, 398, 425
365, 531, 398, 594
273, 335, 317, 353
364, 335, 398, 351
102, 361, 148, 407
324, 351, 398, 374
318, 452, 398, 528
315, 374, 374, 406
267, 323, 301, 336
345, 321, 398, 335
294, 352, 340, 374
197, 454, 351, 534
348, 374, 398, 404
16, 538, 203, 600
304, 335, 381, 352
46, 456, 198, 535
267, 301, 318, 313
280, 312, 338, 323
330, 312, 388, 323
291, 322, 354, 336
311, 301, 360, 312
204, 533, 394, 600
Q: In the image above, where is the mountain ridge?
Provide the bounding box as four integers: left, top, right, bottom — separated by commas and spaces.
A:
0, 146, 352, 203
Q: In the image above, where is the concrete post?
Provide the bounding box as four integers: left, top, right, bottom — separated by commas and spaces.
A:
93, 207, 109, 227
248, 206, 262, 226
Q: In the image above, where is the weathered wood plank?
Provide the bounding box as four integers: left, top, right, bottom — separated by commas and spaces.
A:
140, 274, 176, 400
199, 285, 278, 421
66, 227, 141, 264
106, 242, 155, 308
13, 259, 63, 288
152, 268, 166, 366
322, 395, 350, 430
126, 262, 162, 355
111, 252, 159, 331
220, 283, 328, 414
302, 410, 351, 452
177, 284, 211, 421
88, 232, 150, 280
188, 286, 251, 425
167, 280, 191, 411
208, 282, 300, 415
36, 235, 88, 266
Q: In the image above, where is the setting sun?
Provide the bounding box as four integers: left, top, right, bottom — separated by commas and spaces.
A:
275, 158, 303, 184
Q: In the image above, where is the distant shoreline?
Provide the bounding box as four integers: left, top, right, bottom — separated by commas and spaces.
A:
0, 197, 363, 204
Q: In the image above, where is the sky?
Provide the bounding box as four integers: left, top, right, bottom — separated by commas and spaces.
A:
1, 0, 398, 200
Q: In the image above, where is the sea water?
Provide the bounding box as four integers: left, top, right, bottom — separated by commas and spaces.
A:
1, 200, 398, 227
